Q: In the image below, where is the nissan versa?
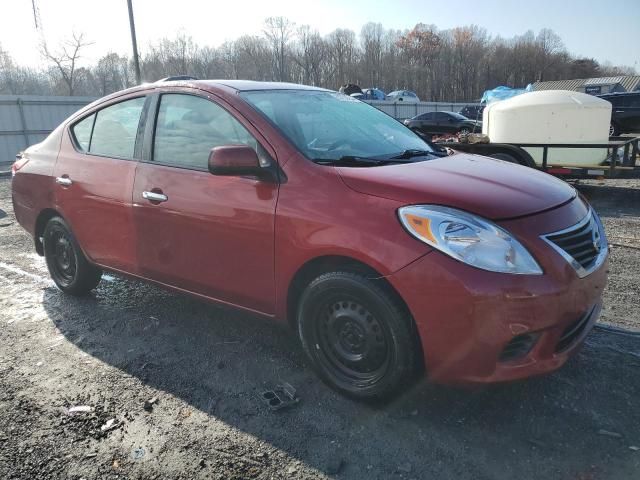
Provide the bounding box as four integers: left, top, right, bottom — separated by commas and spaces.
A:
11, 80, 609, 400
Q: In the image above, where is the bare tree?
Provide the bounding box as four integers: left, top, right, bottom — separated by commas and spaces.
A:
2, 19, 635, 100
90, 52, 132, 96
41, 32, 93, 95
535, 28, 565, 81
293, 26, 327, 85
263, 16, 295, 81
360, 23, 384, 86
326, 28, 358, 88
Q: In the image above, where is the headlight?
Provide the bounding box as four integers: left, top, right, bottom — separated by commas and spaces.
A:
398, 205, 543, 274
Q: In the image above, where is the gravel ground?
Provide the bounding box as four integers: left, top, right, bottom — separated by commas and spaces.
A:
571, 178, 640, 331
0, 176, 639, 479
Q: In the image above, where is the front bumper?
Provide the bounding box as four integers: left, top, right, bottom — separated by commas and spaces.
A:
387, 199, 608, 385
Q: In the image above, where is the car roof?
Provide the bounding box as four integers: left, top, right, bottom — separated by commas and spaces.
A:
102, 79, 329, 101
193, 80, 329, 92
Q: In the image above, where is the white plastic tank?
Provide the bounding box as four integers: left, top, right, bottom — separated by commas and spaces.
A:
482, 90, 612, 167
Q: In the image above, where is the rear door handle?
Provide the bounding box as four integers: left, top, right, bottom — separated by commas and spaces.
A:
55, 176, 72, 186
142, 191, 168, 203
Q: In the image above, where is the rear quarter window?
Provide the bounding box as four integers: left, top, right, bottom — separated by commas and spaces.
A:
71, 113, 95, 151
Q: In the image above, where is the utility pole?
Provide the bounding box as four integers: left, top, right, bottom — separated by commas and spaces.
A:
127, 0, 142, 84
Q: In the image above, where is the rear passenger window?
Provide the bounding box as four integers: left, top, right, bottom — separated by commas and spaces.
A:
89, 97, 145, 158
153, 94, 257, 170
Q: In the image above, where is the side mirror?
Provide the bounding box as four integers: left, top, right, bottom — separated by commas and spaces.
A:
208, 145, 262, 177
448, 118, 454, 122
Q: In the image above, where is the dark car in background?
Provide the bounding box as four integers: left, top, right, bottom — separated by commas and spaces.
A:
403, 111, 482, 136
459, 104, 485, 121
598, 92, 640, 136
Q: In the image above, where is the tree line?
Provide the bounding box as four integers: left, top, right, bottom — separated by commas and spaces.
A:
0, 18, 635, 101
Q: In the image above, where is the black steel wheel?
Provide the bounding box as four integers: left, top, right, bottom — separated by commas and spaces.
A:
297, 271, 418, 400
43, 216, 102, 295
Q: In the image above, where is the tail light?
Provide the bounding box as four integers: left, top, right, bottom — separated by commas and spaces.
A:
12, 153, 29, 177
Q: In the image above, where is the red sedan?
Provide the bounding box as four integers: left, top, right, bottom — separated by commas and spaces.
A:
11, 80, 608, 400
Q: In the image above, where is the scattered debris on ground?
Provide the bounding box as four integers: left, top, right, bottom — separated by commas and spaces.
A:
0, 177, 639, 479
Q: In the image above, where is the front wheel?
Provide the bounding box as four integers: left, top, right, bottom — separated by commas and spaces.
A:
43, 216, 102, 295
297, 272, 419, 400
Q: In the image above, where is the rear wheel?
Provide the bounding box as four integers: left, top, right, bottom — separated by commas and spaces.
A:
43, 216, 102, 295
297, 272, 418, 400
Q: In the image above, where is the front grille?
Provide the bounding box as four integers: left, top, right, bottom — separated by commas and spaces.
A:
499, 333, 538, 362
542, 210, 607, 278
555, 307, 594, 353
545, 215, 599, 269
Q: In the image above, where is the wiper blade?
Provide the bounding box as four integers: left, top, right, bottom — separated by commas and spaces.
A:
391, 149, 438, 159
313, 156, 413, 166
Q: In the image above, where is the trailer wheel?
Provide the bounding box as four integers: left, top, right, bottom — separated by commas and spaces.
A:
489, 152, 520, 164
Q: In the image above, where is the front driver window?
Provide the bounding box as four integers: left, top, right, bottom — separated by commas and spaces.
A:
153, 94, 257, 170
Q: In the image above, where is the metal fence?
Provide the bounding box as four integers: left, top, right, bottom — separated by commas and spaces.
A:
0, 95, 95, 166
364, 100, 481, 120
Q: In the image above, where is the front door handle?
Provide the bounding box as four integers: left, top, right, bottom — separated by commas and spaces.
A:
142, 191, 168, 203
55, 176, 72, 186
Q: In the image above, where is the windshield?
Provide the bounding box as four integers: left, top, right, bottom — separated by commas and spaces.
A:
240, 90, 432, 162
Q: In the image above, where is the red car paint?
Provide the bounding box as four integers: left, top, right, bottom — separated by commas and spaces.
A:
11, 80, 608, 385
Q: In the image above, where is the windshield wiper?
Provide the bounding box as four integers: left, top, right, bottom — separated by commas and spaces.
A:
313, 156, 414, 166
390, 149, 441, 159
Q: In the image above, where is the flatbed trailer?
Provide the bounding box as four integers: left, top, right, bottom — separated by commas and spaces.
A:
437, 136, 640, 179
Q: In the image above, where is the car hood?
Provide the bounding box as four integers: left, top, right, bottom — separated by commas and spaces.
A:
337, 153, 576, 220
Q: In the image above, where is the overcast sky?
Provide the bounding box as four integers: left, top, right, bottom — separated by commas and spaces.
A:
2, 0, 638, 71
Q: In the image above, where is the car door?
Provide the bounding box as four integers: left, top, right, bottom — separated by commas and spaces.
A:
54, 95, 146, 272
132, 91, 278, 314
621, 95, 640, 132
434, 112, 451, 133
416, 112, 435, 134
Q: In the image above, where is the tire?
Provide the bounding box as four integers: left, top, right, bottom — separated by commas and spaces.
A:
488, 152, 520, 164
43, 216, 102, 295
609, 123, 618, 137
297, 271, 418, 401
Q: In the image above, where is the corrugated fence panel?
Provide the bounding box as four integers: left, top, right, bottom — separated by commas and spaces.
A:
365, 100, 481, 119
0, 95, 95, 165
0, 103, 21, 132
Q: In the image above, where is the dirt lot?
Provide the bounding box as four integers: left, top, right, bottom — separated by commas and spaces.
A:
0, 176, 639, 480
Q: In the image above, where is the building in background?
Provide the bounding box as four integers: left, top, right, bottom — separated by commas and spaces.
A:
532, 76, 640, 95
